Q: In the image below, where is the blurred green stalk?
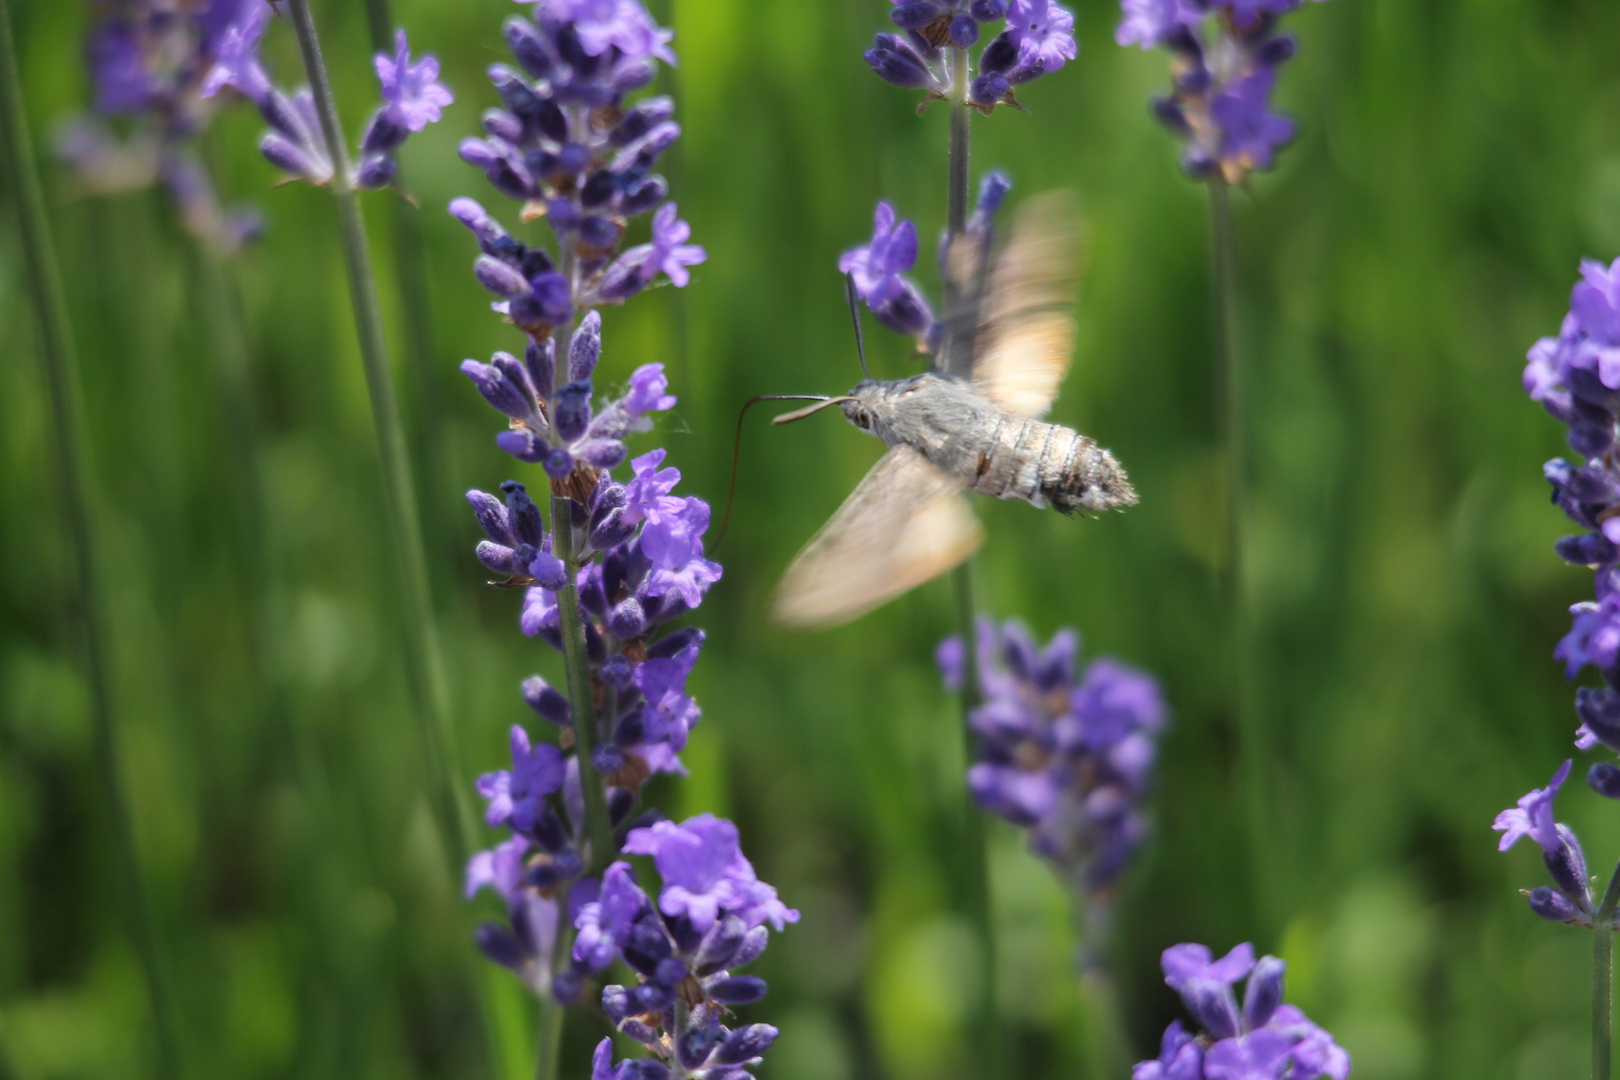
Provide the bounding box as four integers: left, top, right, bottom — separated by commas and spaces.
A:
945, 43, 1004, 1080
1595, 867, 1620, 1080
283, 0, 476, 866
0, 0, 181, 1073
1209, 177, 1270, 925
359, 0, 453, 569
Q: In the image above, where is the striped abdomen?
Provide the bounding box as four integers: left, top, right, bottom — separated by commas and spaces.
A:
969, 412, 1137, 513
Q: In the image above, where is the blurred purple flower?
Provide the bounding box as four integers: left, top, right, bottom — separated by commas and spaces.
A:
376, 29, 454, 132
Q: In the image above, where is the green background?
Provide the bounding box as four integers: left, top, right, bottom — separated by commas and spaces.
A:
0, 0, 1614, 1077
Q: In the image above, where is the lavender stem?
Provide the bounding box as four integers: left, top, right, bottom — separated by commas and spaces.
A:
945, 43, 1002, 1080
1594, 864, 1620, 1080
283, 0, 474, 861
549, 492, 616, 874
359, 0, 452, 568
0, 0, 180, 1070
533, 982, 566, 1080
1210, 176, 1269, 919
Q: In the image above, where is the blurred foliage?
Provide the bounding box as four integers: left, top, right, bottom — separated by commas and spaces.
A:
2, 0, 1619, 1077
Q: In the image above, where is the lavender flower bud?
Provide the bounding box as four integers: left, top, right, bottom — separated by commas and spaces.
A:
620, 1019, 660, 1045
981, 31, 1019, 75
592, 743, 624, 773
677, 1026, 721, 1071
461, 359, 534, 422
355, 154, 396, 189
621, 175, 669, 217
970, 74, 1010, 107
525, 338, 556, 402
482, 108, 525, 144
476, 542, 516, 574
502, 17, 552, 79
496, 428, 549, 464
1544, 824, 1591, 900
476, 923, 525, 970
499, 481, 544, 547
602, 985, 633, 1023
476, 256, 531, 298
467, 489, 511, 543
361, 109, 408, 155
489, 64, 543, 125
450, 197, 507, 254
571, 311, 603, 381
1152, 97, 1193, 137
1180, 981, 1240, 1039
950, 15, 979, 47
1256, 35, 1299, 67
1242, 956, 1286, 1030
611, 97, 676, 146
865, 34, 934, 90
648, 627, 705, 659
581, 216, 619, 249
890, 2, 943, 29
601, 655, 637, 689
608, 598, 648, 639
608, 787, 636, 826
555, 382, 594, 442
529, 549, 568, 590
259, 134, 322, 180
617, 1060, 670, 1080
558, 142, 592, 175
970, 0, 1008, 19
544, 447, 575, 480
523, 675, 573, 726
530, 273, 573, 324
715, 1025, 779, 1066
533, 808, 568, 852
694, 914, 748, 976
730, 927, 771, 970
706, 976, 768, 1005
549, 198, 583, 232
552, 969, 583, 1005
1590, 762, 1620, 799
1529, 885, 1584, 923
580, 169, 618, 209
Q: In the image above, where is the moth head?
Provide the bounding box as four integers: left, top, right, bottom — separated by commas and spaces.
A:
841, 380, 889, 439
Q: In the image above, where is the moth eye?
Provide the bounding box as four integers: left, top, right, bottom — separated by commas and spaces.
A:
855, 412, 871, 429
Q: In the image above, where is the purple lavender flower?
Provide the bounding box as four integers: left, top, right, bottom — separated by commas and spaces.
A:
1520, 258, 1620, 791
1134, 944, 1350, 1080
566, 819, 793, 1078
376, 30, 454, 132
946, 619, 1167, 896
477, 724, 568, 833
863, 0, 1076, 111
840, 201, 938, 342
62, 0, 274, 254
1493, 761, 1607, 929
1116, 0, 1322, 183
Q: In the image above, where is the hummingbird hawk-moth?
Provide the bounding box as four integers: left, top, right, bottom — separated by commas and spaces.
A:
771, 190, 1137, 628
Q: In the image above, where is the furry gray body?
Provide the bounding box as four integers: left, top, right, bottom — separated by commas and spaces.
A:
840, 372, 1134, 514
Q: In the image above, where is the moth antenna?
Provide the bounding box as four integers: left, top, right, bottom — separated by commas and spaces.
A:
713, 394, 838, 550
845, 272, 870, 379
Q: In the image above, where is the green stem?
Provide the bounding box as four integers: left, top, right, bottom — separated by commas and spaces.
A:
533, 986, 567, 1080
0, 0, 180, 1073
550, 494, 616, 874
945, 49, 1002, 1080
1594, 865, 1620, 1080
284, 0, 474, 862
1210, 177, 1268, 923
359, 0, 451, 570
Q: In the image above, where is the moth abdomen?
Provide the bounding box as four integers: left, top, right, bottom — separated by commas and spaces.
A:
968, 413, 1136, 514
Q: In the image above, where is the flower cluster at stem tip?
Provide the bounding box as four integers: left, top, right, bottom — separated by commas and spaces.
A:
1134, 943, 1350, 1080
1494, 760, 1619, 929
841, 171, 1011, 344
1522, 257, 1620, 797
940, 620, 1166, 901
864, 0, 1077, 113
195, 4, 451, 190
1115, 0, 1327, 183
58, 0, 278, 253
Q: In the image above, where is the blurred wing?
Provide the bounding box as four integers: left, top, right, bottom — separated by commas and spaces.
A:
773, 445, 982, 629
972, 190, 1086, 418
